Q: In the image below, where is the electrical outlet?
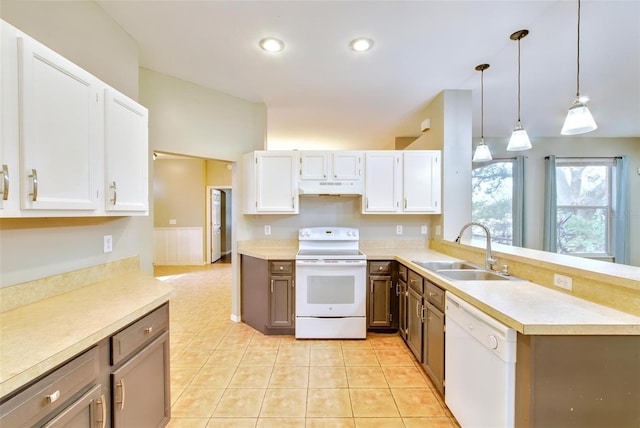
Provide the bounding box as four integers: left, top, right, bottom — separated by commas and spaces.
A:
435, 225, 442, 237
553, 273, 573, 291
421, 225, 428, 235
396, 225, 403, 235
103, 235, 113, 253
264, 225, 271, 236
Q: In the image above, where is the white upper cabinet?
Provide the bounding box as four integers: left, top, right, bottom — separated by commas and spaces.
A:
403, 151, 441, 213
244, 151, 298, 214
363, 151, 401, 213
363, 150, 441, 214
104, 87, 149, 214
298, 151, 362, 195
18, 31, 101, 211
0, 21, 19, 216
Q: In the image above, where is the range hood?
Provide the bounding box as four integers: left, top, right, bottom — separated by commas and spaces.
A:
298, 179, 362, 196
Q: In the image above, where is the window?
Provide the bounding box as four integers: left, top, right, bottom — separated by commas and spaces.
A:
555, 158, 615, 259
472, 160, 515, 245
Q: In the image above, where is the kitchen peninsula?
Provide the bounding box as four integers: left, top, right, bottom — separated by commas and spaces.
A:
239, 239, 640, 426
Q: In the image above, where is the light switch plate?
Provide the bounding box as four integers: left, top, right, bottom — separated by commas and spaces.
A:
169, 219, 177, 225
421, 225, 428, 235
396, 225, 403, 235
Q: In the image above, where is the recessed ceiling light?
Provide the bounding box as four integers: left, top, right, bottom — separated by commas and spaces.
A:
349, 38, 373, 52
259, 38, 285, 53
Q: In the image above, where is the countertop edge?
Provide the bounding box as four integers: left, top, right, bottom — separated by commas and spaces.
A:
0, 272, 175, 398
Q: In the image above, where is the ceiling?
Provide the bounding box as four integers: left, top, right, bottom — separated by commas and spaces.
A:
97, 0, 640, 150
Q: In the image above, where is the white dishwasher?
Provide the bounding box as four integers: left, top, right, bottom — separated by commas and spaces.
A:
445, 292, 517, 428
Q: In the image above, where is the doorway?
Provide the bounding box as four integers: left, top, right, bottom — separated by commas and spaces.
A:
207, 186, 232, 264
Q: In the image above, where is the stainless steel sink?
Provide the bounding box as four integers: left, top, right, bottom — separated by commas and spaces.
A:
436, 269, 513, 281
412, 260, 479, 271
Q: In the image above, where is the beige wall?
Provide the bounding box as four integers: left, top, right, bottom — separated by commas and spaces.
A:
154, 159, 206, 228
0, 2, 145, 287
206, 160, 232, 187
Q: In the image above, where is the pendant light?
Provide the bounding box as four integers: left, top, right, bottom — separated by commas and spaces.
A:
561, 0, 597, 135
473, 64, 492, 162
507, 29, 532, 151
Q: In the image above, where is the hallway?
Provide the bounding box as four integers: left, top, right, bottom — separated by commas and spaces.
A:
156, 263, 457, 428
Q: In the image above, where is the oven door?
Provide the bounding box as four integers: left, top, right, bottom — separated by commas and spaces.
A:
295, 259, 367, 317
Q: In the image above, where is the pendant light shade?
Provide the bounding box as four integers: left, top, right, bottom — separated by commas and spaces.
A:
561, 0, 597, 135
507, 29, 532, 152
473, 64, 492, 162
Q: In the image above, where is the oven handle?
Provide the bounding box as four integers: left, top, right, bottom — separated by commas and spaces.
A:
295, 260, 367, 267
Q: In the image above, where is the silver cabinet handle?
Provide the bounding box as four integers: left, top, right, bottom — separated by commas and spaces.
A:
291, 196, 294, 209
395, 283, 399, 296
292, 279, 294, 288
1, 164, 8, 201
110, 181, 117, 206
29, 168, 38, 201
97, 395, 106, 428
271, 279, 274, 293
46, 390, 61, 404
404, 198, 407, 209
421, 305, 425, 322
116, 379, 126, 410
366, 197, 369, 209
144, 326, 153, 335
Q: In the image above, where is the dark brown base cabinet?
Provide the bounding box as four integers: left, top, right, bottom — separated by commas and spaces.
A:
241, 255, 295, 335
0, 303, 171, 428
367, 261, 396, 331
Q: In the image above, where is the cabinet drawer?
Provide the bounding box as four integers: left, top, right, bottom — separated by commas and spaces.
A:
111, 304, 169, 365
408, 270, 424, 293
425, 282, 445, 312
0, 347, 99, 427
398, 265, 408, 282
270, 261, 293, 274
369, 261, 392, 275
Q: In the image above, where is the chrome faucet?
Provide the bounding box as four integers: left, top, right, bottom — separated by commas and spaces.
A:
455, 222, 498, 271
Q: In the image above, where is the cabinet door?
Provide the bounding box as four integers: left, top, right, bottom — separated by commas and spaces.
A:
423, 302, 445, 396
299, 152, 328, 180
332, 152, 361, 180
42, 385, 105, 428
0, 21, 19, 216
104, 87, 149, 213
255, 152, 297, 213
363, 151, 400, 213
112, 331, 170, 428
398, 280, 407, 340
403, 151, 441, 213
18, 34, 101, 211
368, 275, 391, 328
406, 287, 423, 362
269, 275, 294, 328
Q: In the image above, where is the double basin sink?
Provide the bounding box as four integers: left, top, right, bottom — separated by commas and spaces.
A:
412, 260, 517, 281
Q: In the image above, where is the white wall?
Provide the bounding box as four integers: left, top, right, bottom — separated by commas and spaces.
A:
0, 1, 145, 287
483, 136, 640, 266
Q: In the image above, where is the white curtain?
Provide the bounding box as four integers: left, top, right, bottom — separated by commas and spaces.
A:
512, 156, 525, 247
542, 155, 557, 252
613, 156, 630, 264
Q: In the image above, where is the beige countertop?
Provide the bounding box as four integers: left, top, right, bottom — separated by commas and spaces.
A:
0, 271, 174, 398
239, 244, 640, 336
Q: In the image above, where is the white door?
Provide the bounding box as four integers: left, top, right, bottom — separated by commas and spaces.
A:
363, 151, 401, 213
403, 151, 441, 213
256, 152, 297, 213
104, 87, 149, 213
299, 152, 328, 180
332, 152, 362, 180
18, 34, 100, 211
211, 189, 221, 262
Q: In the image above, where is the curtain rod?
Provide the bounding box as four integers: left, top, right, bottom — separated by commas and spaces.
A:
544, 156, 623, 160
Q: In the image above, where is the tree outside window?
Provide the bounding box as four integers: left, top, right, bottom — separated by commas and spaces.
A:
472, 160, 514, 245
555, 159, 613, 258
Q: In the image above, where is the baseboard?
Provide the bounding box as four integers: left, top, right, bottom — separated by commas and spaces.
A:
230, 314, 241, 323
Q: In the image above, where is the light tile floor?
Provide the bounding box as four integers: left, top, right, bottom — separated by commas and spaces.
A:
155, 263, 459, 428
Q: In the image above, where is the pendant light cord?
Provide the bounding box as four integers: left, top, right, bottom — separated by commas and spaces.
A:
481, 69, 485, 139
517, 38, 521, 123
576, 0, 581, 98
